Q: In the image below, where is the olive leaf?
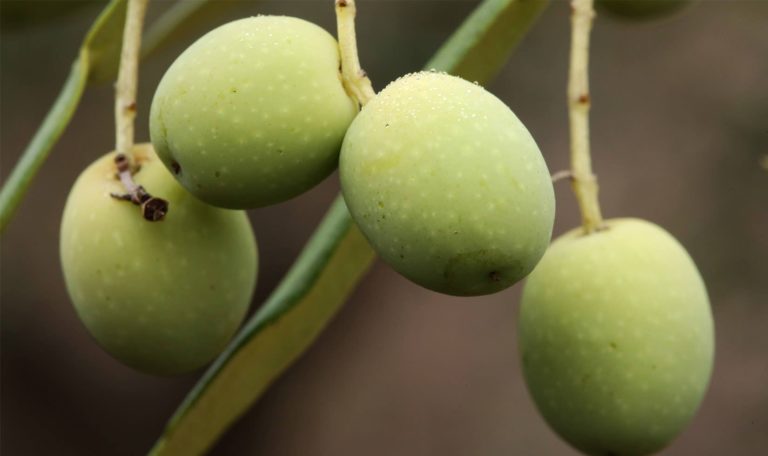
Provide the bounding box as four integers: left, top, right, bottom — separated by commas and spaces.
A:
149, 1, 551, 455
86, 0, 129, 84
427, 0, 550, 84
142, 0, 236, 59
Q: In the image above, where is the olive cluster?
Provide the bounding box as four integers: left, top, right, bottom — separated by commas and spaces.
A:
61, 10, 711, 456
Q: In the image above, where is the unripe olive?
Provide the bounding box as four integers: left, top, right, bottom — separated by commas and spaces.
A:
597, 0, 690, 20
150, 16, 357, 209
60, 144, 257, 375
340, 72, 555, 296
519, 218, 714, 456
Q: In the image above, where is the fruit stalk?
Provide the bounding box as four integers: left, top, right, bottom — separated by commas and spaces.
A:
567, 0, 604, 233
335, 0, 376, 105
115, 0, 148, 162
112, 0, 168, 219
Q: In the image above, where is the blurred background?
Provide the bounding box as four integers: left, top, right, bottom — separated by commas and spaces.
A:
1, 0, 767, 454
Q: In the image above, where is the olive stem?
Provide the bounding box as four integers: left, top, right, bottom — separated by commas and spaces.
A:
568, 0, 604, 233
115, 0, 148, 162
335, 0, 376, 106
111, 0, 168, 220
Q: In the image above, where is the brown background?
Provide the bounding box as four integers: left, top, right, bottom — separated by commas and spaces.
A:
1, 0, 767, 455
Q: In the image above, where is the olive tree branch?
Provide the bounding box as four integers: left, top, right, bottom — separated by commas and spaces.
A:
110, 0, 168, 220
335, 0, 376, 106
568, 0, 604, 233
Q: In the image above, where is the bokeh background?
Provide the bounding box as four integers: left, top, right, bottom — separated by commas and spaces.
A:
2, 0, 767, 454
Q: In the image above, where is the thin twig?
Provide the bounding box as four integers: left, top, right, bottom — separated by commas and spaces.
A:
115, 0, 148, 161
111, 0, 168, 221
568, 0, 604, 233
335, 0, 376, 106
551, 169, 574, 183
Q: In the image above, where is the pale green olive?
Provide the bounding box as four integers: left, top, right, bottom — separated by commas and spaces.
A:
340, 72, 555, 296
150, 16, 357, 209
60, 144, 257, 375
519, 218, 714, 456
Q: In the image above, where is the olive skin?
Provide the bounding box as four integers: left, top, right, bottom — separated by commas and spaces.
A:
150, 16, 357, 209
340, 72, 555, 296
519, 218, 714, 456
597, 0, 690, 20
60, 144, 257, 375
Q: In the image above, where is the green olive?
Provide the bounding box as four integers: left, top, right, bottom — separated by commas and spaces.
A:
340, 72, 555, 296
150, 16, 358, 209
60, 144, 257, 375
519, 218, 714, 455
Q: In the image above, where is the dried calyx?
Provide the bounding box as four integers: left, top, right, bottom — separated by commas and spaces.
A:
109, 153, 168, 221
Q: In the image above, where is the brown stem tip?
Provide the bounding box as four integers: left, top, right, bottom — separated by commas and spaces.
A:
141, 197, 168, 221
109, 153, 169, 221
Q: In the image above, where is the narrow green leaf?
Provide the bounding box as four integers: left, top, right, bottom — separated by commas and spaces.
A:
0, 61, 86, 232
0, 0, 126, 233
149, 1, 551, 454
84, 0, 128, 84
142, 0, 209, 58
151, 197, 375, 455
427, 0, 550, 84
142, 0, 231, 59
